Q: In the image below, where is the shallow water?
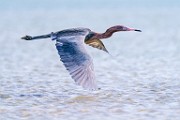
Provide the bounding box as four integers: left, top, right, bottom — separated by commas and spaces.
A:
0, 1, 180, 120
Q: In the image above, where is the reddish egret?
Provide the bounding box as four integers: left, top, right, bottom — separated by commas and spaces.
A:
21, 25, 141, 90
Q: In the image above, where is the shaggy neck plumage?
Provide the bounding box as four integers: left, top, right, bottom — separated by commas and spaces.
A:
93, 27, 119, 39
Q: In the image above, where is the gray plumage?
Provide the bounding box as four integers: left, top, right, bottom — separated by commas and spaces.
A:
22, 28, 97, 90
54, 28, 97, 90
21, 25, 141, 90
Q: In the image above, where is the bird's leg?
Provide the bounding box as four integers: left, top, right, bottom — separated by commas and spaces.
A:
21, 33, 51, 40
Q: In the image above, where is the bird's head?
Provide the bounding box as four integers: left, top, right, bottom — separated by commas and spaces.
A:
85, 25, 142, 40
109, 25, 142, 32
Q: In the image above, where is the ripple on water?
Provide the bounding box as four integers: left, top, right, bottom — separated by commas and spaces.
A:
67, 95, 97, 103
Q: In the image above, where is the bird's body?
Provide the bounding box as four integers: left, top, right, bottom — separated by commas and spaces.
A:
21, 25, 141, 90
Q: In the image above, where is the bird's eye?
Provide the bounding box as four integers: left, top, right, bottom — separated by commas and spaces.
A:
122, 27, 126, 30
118, 26, 123, 29
117, 26, 124, 30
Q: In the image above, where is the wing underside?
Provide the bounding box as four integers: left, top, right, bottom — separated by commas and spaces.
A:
55, 36, 97, 90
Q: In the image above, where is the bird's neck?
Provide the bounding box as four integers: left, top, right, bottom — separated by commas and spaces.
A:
94, 28, 118, 39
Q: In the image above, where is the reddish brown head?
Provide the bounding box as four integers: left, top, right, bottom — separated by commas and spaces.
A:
107, 25, 142, 32
87, 25, 141, 40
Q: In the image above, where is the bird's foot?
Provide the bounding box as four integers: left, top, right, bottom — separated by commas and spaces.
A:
21, 35, 33, 40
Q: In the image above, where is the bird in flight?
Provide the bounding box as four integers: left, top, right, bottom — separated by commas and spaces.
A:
21, 25, 141, 90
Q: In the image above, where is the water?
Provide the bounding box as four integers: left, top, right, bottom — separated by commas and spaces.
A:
0, 0, 180, 120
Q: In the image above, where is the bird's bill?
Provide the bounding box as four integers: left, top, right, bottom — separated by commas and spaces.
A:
134, 29, 142, 32
128, 28, 142, 32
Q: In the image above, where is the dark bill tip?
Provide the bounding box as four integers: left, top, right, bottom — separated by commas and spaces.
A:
134, 29, 142, 32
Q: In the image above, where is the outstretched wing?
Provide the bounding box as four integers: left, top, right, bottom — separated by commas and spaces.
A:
55, 36, 97, 90
85, 39, 109, 53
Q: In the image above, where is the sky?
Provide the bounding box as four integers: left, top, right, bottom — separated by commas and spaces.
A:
0, 0, 179, 11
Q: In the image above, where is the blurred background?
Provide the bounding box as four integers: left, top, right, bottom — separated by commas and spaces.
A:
0, 0, 180, 120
